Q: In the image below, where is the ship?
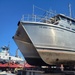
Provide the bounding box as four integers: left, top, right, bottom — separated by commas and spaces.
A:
0, 46, 24, 63
13, 9, 75, 66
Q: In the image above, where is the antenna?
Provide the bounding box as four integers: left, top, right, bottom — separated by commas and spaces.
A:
8, 41, 10, 49
33, 5, 49, 13
7, 41, 10, 53
33, 5, 34, 16
15, 48, 19, 57
32, 5, 56, 18
69, 3, 72, 18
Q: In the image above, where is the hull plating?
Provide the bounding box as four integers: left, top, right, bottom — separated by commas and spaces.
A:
13, 21, 75, 65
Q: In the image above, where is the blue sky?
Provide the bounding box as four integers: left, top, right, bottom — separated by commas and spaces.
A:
0, 0, 75, 59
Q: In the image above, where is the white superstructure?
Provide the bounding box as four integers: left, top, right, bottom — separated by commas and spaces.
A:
0, 46, 23, 63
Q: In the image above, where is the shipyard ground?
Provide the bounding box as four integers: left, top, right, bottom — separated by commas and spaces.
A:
19, 69, 75, 75
17, 66, 75, 75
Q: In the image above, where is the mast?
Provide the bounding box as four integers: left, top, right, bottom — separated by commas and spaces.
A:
69, 3, 72, 18
33, 5, 34, 16
15, 48, 19, 57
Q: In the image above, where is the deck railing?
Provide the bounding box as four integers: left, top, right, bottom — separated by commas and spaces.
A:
21, 14, 53, 23
21, 15, 45, 22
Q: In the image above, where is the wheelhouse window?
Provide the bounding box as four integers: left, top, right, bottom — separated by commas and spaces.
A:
55, 16, 60, 21
60, 16, 67, 21
66, 26, 70, 29
50, 16, 60, 24
67, 19, 70, 23
72, 21, 75, 25
72, 28, 75, 31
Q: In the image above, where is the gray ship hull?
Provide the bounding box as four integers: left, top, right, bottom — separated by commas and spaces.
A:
13, 23, 48, 66
13, 21, 75, 65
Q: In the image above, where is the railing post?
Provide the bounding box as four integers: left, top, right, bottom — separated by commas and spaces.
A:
28, 15, 29, 21
35, 15, 36, 22
21, 15, 24, 21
